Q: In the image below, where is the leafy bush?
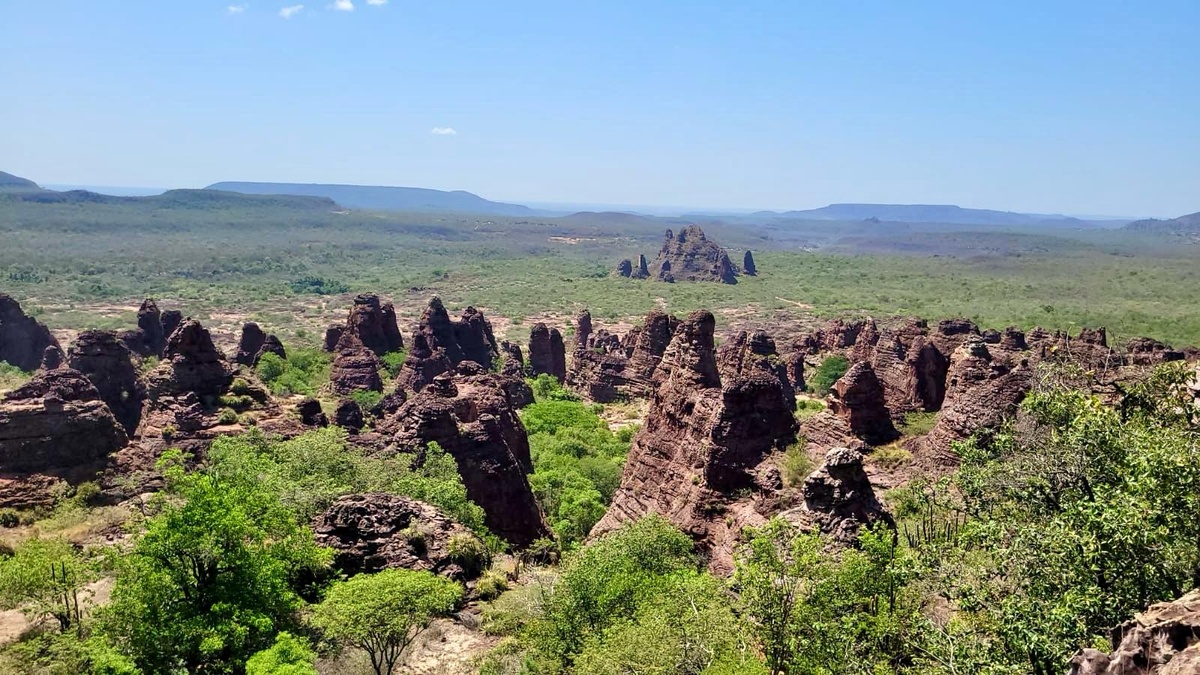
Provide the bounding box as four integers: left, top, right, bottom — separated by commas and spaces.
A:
475, 570, 509, 601
794, 397, 826, 422
288, 276, 348, 296
779, 442, 814, 487
446, 532, 491, 578
0, 537, 96, 631
868, 442, 912, 469
899, 410, 938, 436
218, 407, 239, 425
0, 361, 31, 392
528, 374, 579, 402
256, 349, 331, 397
0, 508, 19, 528
380, 350, 407, 379
350, 389, 383, 411
809, 355, 850, 395
245, 632, 318, 675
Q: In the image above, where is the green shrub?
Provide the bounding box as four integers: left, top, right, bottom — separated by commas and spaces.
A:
256, 349, 331, 397
809, 355, 850, 395
529, 374, 579, 402
218, 408, 239, 425
794, 398, 825, 422
475, 570, 509, 601
219, 394, 254, 412
0, 509, 19, 528
350, 389, 383, 411
230, 377, 254, 396
160, 424, 177, 440
380, 350, 407, 379
245, 632, 317, 675
447, 533, 491, 578
780, 443, 814, 487
900, 410, 938, 436
72, 481, 101, 507
868, 442, 912, 469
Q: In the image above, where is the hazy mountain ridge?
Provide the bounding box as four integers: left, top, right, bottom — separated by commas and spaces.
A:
206, 181, 537, 216
749, 203, 1105, 227
0, 171, 41, 190
1125, 211, 1200, 234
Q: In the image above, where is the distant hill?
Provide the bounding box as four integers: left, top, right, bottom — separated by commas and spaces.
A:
206, 181, 536, 216
2, 187, 337, 211
0, 171, 41, 190
1125, 211, 1200, 235
752, 203, 1092, 227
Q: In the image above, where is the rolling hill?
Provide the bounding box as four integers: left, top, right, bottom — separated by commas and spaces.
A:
206, 181, 536, 216
1125, 211, 1200, 235
751, 203, 1096, 227
0, 171, 41, 191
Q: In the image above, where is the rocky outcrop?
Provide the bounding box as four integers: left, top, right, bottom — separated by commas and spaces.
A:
869, 330, 949, 414
930, 318, 980, 356
498, 341, 525, 377
528, 323, 566, 383
68, 330, 146, 435
313, 493, 486, 579
1125, 337, 1185, 366
344, 294, 405, 357
633, 254, 650, 279
395, 298, 499, 392
380, 371, 548, 547
143, 319, 233, 401
0, 366, 129, 508
395, 333, 453, 393
781, 447, 894, 545
566, 310, 678, 402
592, 310, 796, 572
334, 399, 365, 431
615, 259, 633, 277
297, 398, 328, 427
329, 332, 383, 395
234, 322, 286, 367
645, 226, 739, 284
717, 330, 795, 410
0, 294, 59, 372
802, 362, 899, 450
160, 310, 183, 341
1070, 589, 1200, 675
743, 250, 757, 276
912, 338, 1032, 468
323, 325, 344, 352
120, 298, 169, 358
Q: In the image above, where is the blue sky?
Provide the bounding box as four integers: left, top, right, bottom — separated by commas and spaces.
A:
2, 1, 1196, 216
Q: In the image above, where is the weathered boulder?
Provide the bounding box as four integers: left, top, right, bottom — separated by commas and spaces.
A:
68, 330, 146, 436
121, 298, 170, 358
160, 310, 183, 341
528, 323, 567, 383
743, 250, 757, 276
329, 332, 383, 395
334, 398, 365, 431
313, 493, 486, 579
323, 325, 344, 352
592, 310, 796, 572
781, 447, 894, 545
646, 226, 739, 284
381, 371, 549, 547
0, 294, 59, 372
1069, 589, 1200, 675
296, 398, 328, 427
344, 293, 405, 357
144, 319, 233, 401
395, 333, 453, 393
803, 362, 899, 449
615, 259, 633, 277
0, 366, 129, 508
498, 341, 525, 378
234, 322, 267, 367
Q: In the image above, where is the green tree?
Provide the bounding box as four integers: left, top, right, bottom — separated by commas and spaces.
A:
97, 450, 331, 674
0, 537, 95, 632
310, 569, 462, 675
245, 632, 318, 675
809, 355, 850, 395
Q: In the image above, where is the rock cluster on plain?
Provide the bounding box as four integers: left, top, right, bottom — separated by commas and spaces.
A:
143, 319, 233, 401
0, 294, 59, 372
567, 309, 679, 402
233, 322, 286, 367
395, 298, 499, 392
330, 331, 384, 395
801, 362, 900, 451
781, 447, 895, 545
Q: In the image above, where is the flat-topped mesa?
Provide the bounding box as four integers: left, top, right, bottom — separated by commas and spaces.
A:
380, 371, 549, 548
528, 323, 567, 383
566, 309, 679, 402
649, 225, 739, 284
329, 331, 383, 395
0, 294, 60, 372
346, 293, 405, 357
69, 330, 146, 436
592, 310, 797, 573
0, 365, 129, 508
144, 318, 233, 401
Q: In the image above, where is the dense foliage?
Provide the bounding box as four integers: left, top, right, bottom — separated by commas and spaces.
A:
521, 376, 631, 545
809, 355, 851, 395
255, 349, 331, 396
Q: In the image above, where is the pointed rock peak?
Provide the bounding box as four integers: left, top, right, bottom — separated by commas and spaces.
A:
165, 319, 221, 361
334, 329, 368, 354
743, 250, 757, 275
40, 345, 65, 370
657, 310, 720, 389
425, 296, 448, 316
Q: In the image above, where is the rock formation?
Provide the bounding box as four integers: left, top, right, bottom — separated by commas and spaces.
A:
234, 322, 267, 367
633, 254, 650, 279
646, 226, 739, 284
498, 341, 525, 377
395, 298, 499, 391
528, 323, 567, 383
323, 325, 344, 352
380, 371, 549, 547
717, 330, 795, 410
160, 310, 183, 341
781, 447, 895, 545
743, 250, 757, 276
120, 298, 171, 358
313, 493, 486, 579
567, 309, 679, 402
592, 310, 796, 572
68, 330, 146, 435
334, 398, 365, 431
615, 259, 633, 277
394, 333, 453, 393
143, 319, 233, 402
869, 329, 949, 414
329, 332, 383, 395
296, 398, 329, 427
912, 338, 1032, 467
0, 365, 129, 508
802, 362, 899, 450
0, 294, 59, 372
344, 293, 405, 357
1126, 336, 1185, 366
1069, 589, 1200, 675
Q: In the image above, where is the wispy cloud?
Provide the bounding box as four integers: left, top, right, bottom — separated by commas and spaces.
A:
431, 127, 458, 136
227, 4, 248, 14
278, 4, 304, 18
366, 0, 387, 4
331, 0, 354, 10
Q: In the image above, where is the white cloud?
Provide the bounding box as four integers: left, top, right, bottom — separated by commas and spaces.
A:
278, 4, 304, 18
331, 0, 354, 10
366, 0, 387, 4
227, 4, 248, 14
431, 127, 458, 136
